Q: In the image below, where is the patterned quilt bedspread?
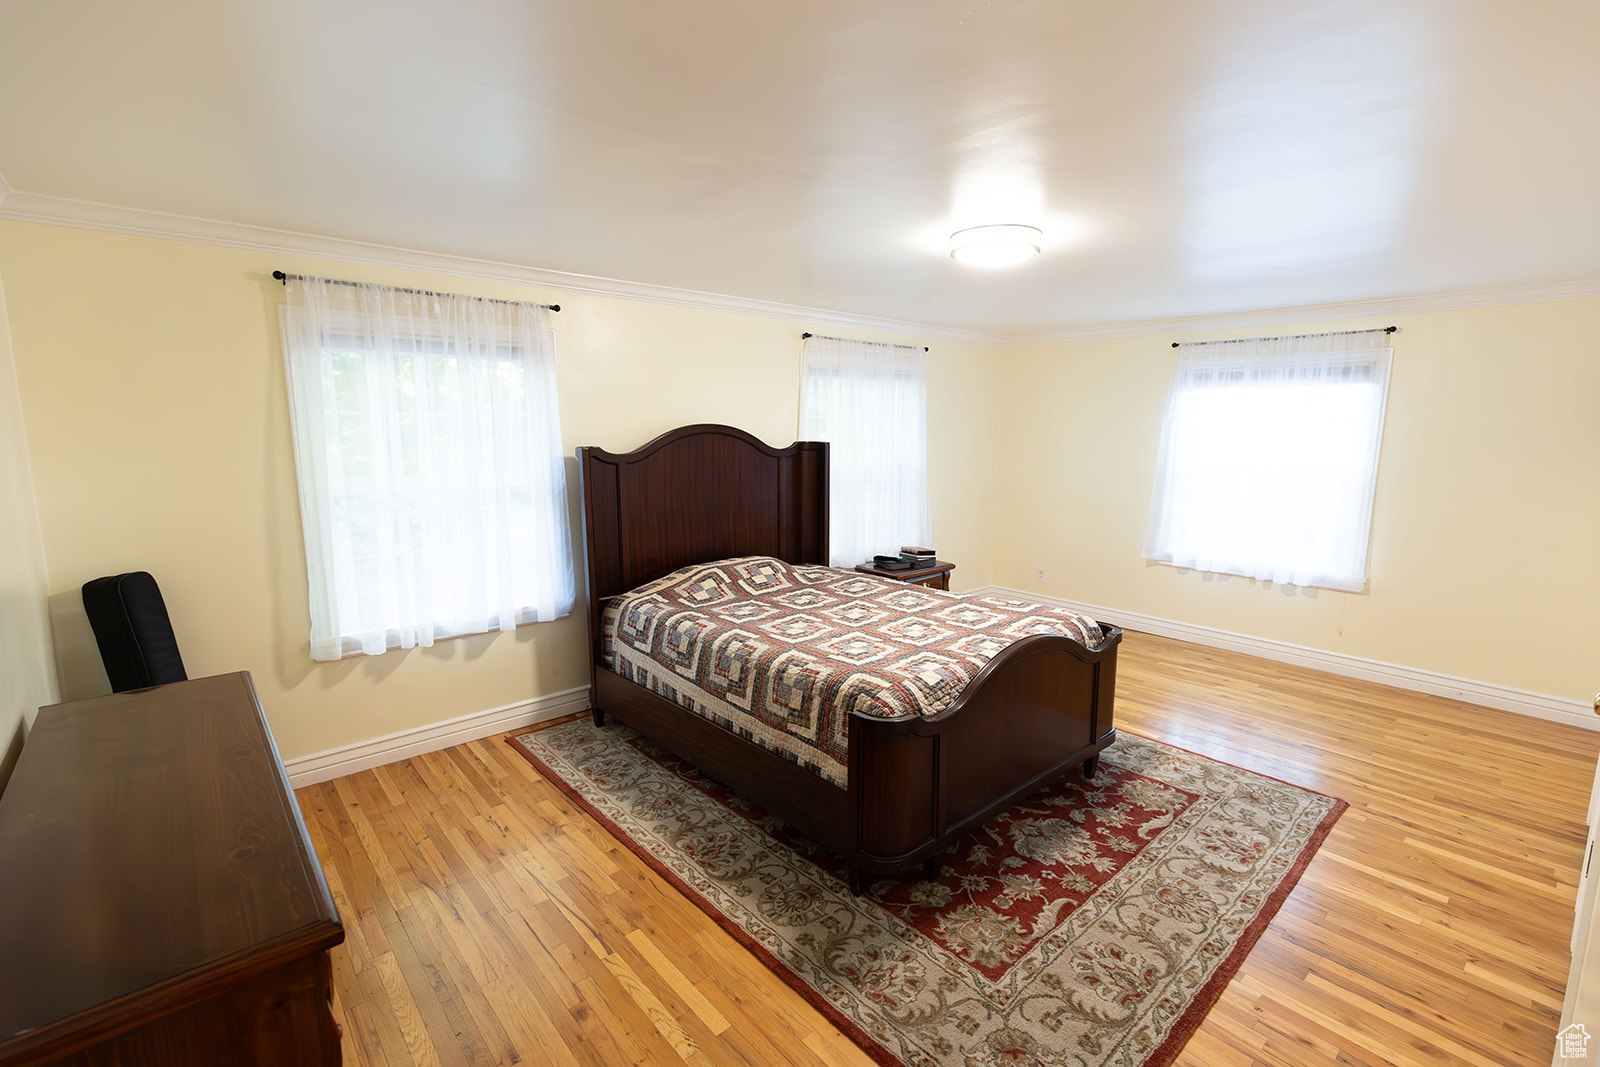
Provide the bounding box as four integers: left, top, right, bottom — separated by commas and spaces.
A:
601, 556, 1104, 789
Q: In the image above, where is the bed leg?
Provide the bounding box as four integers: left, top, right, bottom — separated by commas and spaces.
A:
1082, 756, 1098, 779
592, 707, 606, 727
922, 855, 940, 881
847, 866, 865, 896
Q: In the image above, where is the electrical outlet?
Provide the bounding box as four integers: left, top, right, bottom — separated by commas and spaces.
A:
1035, 567, 1047, 583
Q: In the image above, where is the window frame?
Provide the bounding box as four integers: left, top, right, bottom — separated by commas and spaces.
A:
279, 284, 574, 661
1142, 332, 1394, 593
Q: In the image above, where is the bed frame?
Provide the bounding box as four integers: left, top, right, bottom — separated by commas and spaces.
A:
577, 424, 1121, 893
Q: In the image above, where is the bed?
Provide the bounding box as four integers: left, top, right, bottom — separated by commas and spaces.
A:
577, 423, 1121, 893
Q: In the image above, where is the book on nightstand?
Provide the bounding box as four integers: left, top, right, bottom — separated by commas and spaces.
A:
899, 546, 936, 565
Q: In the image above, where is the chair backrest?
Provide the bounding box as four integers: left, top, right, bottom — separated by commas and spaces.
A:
81, 572, 188, 693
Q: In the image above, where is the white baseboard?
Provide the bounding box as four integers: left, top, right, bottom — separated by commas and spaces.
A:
281, 588, 1593, 789
284, 684, 592, 788
972, 586, 1597, 732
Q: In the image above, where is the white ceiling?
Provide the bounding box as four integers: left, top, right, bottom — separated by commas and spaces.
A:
0, 0, 1596, 339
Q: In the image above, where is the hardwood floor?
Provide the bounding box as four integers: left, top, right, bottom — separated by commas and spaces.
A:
295, 631, 1599, 1066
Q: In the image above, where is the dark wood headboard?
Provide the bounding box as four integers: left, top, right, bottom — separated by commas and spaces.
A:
576, 424, 829, 662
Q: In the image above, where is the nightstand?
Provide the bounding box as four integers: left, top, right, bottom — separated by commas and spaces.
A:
855, 559, 955, 591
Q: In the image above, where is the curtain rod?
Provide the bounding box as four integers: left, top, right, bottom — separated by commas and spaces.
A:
1172, 325, 1395, 348
272, 271, 559, 312
801, 331, 928, 352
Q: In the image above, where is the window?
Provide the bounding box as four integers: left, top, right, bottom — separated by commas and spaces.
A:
799, 334, 931, 568
1143, 329, 1392, 592
281, 276, 574, 660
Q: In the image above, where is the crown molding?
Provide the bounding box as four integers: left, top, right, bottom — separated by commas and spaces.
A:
1004, 277, 1600, 346
0, 188, 1001, 346
1, 186, 1596, 348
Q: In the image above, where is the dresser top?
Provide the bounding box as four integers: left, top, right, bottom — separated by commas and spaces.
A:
0, 671, 342, 1059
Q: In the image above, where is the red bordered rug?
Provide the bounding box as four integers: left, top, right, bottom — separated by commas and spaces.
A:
509, 722, 1344, 1067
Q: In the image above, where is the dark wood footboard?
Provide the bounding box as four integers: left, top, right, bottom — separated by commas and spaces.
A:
848, 625, 1121, 882
589, 624, 1122, 891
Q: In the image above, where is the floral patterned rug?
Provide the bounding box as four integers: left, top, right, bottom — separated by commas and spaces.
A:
510, 721, 1344, 1067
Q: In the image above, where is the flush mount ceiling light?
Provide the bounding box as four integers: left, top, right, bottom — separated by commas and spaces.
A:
949, 224, 1043, 268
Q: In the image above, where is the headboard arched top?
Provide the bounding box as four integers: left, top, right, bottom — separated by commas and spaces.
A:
576, 424, 829, 660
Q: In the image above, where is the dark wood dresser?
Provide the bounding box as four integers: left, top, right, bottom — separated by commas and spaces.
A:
0, 672, 343, 1066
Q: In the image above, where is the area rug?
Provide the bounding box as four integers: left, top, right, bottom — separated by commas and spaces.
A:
509, 722, 1345, 1067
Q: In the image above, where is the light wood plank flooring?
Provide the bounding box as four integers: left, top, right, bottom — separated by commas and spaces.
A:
295, 631, 1599, 1066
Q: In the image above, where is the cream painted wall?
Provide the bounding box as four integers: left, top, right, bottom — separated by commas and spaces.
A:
0, 272, 59, 791
992, 301, 1600, 704
2, 213, 1590, 764
0, 221, 1000, 761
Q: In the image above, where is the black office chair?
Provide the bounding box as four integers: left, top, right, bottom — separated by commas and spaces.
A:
82, 571, 188, 693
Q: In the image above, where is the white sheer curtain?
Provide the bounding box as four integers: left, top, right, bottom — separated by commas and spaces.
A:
1143, 330, 1392, 592
799, 335, 931, 568
282, 277, 574, 661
